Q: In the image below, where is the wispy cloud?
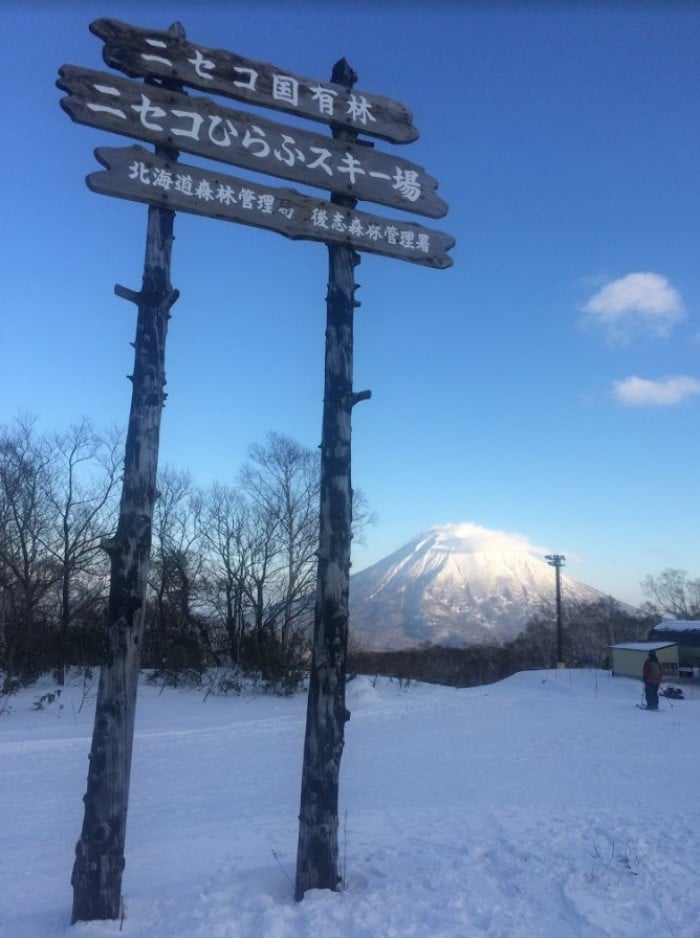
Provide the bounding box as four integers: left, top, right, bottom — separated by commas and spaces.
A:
613, 375, 700, 406
581, 272, 685, 341
430, 522, 582, 562
433, 522, 550, 557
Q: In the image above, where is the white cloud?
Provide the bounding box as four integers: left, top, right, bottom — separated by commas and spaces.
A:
613, 375, 700, 406
431, 522, 556, 558
581, 272, 685, 340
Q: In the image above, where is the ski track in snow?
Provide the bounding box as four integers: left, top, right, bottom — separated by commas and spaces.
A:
1, 670, 698, 937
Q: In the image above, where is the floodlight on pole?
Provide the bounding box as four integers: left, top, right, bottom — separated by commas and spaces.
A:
545, 554, 566, 668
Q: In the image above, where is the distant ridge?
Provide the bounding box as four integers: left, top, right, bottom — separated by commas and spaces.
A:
349, 523, 608, 650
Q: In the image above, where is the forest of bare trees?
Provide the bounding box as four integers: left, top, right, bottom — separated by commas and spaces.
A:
0, 417, 326, 694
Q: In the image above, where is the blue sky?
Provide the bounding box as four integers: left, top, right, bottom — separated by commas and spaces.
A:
2, 1, 699, 606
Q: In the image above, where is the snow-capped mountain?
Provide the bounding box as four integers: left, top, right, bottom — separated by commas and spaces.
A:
349, 523, 607, 650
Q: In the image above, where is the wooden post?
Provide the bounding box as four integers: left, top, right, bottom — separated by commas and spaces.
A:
70, 28, 183, 922
295, 58, 370, 901
70, 198, 178, 922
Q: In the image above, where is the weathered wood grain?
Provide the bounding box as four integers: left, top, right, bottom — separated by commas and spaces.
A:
295, 56, 360, 903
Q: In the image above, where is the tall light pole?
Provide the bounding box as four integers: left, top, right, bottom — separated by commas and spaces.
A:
545, 554, 566, 668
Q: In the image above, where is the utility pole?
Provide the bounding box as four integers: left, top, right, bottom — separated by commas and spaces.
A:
545, 554, 566, 668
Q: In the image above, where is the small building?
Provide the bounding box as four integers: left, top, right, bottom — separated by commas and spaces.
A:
610, 641, 679, 680
648, 620, 700, 677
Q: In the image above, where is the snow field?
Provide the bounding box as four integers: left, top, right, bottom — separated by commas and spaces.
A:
1, 668, 698, 937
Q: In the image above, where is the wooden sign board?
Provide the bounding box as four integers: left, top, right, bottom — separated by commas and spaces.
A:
90, 17, 418, 145
57, 66, 447, 219
88, 146, 455, 269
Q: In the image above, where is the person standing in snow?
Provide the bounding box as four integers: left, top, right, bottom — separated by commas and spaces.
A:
642, 651, 663, 710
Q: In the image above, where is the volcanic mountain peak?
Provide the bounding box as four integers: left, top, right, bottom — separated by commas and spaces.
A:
350, 522, 606, 650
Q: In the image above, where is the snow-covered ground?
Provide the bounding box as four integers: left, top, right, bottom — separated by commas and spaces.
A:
1, 668, 698, 937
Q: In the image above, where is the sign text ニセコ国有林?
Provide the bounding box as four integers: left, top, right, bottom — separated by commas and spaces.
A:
90, 17, 418, 145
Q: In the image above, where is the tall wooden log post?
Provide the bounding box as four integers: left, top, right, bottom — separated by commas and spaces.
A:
71, 38, 183, 917
71, 195, 178, 923
295, 59, 371, 901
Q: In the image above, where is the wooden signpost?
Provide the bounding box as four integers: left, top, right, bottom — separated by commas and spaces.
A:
58, 17, 453, 922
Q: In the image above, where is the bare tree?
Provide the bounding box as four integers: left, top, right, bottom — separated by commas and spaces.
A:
242, 433, 319, 653
0, 417, 58, 684
200, 482, 250, 663
147, 466, 209, 666
241, 502, 278, 672
641, 569, 700, 621
44, 420, 121, 684
515, 606, 557, 669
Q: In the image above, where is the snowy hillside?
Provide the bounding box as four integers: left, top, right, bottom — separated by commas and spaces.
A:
1, 668, 698, 937
350, 523, 607, 649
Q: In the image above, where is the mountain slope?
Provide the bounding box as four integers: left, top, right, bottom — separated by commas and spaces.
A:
349, 523, 607, 650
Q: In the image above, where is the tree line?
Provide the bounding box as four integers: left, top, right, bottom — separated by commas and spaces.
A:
0, 416, 331, 693
349, 596, 659, 687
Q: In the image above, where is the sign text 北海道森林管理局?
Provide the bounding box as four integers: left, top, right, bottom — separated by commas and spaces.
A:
88, 146, 455, 269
